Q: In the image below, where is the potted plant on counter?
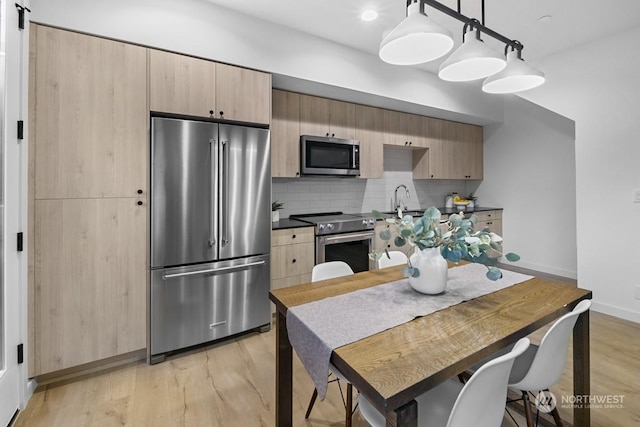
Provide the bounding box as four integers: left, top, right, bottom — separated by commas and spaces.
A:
272, 200, 284, 222
369, 207, 519, 294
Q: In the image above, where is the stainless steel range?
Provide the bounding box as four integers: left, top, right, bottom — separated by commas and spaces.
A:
290, 212, 376, 273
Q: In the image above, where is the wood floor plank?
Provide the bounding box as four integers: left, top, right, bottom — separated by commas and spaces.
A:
14, 311, 639, 427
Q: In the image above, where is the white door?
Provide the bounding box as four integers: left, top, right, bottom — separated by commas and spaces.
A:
0, 0, 27, 424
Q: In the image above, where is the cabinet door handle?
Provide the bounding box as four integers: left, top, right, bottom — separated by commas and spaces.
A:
292, 234, 296, 239
292, 258, 297, 263
219, 111, 224, 118
137, 200, 143, 206
137, 189, 143, 194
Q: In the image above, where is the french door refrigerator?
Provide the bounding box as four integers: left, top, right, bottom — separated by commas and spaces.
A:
150, 116, 271, 363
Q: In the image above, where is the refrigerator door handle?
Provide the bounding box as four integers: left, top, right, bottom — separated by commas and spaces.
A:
220, 140, 230, 246
162, 259, 266, 279
209, 138, 218, 248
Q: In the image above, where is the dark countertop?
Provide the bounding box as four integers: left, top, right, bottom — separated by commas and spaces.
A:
272, 207, 504, 230
366, 206, 503, 218
271, 218, 313, 230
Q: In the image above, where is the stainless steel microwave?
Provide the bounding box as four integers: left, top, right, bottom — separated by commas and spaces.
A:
300, 135, 360, 176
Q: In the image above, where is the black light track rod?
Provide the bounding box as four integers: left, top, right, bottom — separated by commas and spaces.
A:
405, 0, 521, 52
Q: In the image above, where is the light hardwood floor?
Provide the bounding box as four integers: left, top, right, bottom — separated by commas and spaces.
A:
14, 311, 639, 427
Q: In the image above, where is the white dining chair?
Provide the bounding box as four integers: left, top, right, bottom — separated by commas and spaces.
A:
377, 251, 407, 269
505, 299, 592, 427
358, 338, 531, 427
311, 260, 354, 282
305, 261, 356, 425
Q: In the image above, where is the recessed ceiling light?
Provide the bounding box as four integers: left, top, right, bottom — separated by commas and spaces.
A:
361, 10, 378, 22
538, 15, 552, 23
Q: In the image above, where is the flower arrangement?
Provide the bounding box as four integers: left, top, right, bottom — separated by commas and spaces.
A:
369, 207, 519, 281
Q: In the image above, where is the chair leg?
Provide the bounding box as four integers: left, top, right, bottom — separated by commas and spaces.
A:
345, 383, 353, 427
521, 391, 535, 427
550, 404, 563, 427
305, 388, 318, 419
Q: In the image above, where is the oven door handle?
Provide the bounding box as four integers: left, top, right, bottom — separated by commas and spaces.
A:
321, 231, 374, 243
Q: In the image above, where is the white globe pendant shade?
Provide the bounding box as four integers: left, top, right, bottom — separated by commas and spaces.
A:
379, 1, 454, 65
482, 50, 545, 93
438, 34, 506, 81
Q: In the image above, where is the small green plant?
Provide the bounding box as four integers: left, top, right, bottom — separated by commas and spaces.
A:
369, 207, 520, 281
272, 200, 284, 211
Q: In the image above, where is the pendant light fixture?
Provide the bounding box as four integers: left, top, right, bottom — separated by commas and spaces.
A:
382, 0, 545, 93
379, 0, 454, 65
438, 20, 506, 82
482, 46, 546, 93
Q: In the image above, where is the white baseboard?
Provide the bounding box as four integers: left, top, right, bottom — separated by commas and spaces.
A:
591, 301, 640, 324
20, 378, 38, 410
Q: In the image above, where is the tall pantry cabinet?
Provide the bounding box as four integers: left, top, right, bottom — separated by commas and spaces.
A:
29, 25, 147, 375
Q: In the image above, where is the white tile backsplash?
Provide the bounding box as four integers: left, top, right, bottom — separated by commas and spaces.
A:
273, 147, 477, 217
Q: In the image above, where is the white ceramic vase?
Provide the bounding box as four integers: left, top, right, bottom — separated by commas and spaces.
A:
408, 247, 448, 294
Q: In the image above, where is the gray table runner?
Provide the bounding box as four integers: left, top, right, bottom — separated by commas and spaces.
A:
286, 263, 533, 400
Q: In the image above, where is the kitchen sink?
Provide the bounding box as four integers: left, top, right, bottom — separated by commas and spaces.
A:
382, 209, 425, 217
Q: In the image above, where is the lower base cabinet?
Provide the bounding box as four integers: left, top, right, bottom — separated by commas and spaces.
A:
33, 198, 146, 375
271, 227, 314, 295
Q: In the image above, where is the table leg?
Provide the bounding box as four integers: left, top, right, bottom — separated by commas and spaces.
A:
573, 308, 590, 426
386, 399, 417, 427
276, 310, 293, 427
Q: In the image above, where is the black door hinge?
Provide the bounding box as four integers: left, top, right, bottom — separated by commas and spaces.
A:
17, 232, 23, 252
17, 120, 24, 140
15, 3, 31, 30
17, 344, 24, 364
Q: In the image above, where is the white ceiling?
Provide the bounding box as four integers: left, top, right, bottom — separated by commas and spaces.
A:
204, 0, 640, 73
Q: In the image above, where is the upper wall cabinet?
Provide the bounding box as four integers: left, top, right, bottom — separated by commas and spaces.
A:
33, 25, 147, 199
299, 94, 356, 139
382, 110, 428, 148
428, 120, 483, 180
271, 90, 301, 178
148, 49, 216, 118
149, 49, 271, 125
215, 62, 271, 124
354, 104, 384, 179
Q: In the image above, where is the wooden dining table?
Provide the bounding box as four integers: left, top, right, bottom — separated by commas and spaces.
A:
269, 264, 592, 427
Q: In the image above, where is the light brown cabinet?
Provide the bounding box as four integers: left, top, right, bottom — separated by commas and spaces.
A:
271, 90, 301, 177
354, 105, 384, 179
30, 25, 148, 375
33, 25, 147, 200
474, 210, 503, 236
300, 94, 356, 139
215, 62, 272, 124
149, 49, 271, 124
148, 49, 217, 119
33, 198, 147, 375
428, 120, 483, 180
271, 227, 315, 290
383, 110, 428, 148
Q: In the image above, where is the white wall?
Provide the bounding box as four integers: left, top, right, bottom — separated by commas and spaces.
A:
518, 25, 640, 322
477, 97, 576, 278
29, 0, 503, 125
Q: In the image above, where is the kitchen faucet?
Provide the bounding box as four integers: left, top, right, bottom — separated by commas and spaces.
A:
394, 184, 410, 210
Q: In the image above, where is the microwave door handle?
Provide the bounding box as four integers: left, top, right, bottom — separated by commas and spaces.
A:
220, 140, 230, 247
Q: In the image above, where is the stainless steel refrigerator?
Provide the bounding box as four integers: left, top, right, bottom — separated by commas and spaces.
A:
149, 116, 271, 363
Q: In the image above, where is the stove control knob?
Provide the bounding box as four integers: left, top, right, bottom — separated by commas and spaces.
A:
327, 223, 335, 231
318, 224, 325, 231
368, 219, 376, 226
